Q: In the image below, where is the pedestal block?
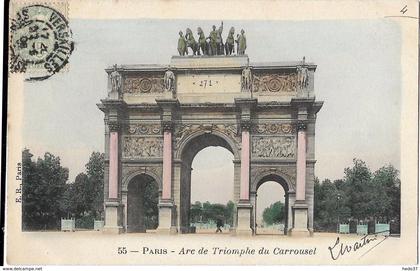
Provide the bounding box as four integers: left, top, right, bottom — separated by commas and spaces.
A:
235, 201, 253, 236
289, 201, 310, 236
157, 200, 177, 234
103, 201, 124, 234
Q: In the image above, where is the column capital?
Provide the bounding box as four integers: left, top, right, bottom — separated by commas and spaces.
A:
296, 121, 307, 131
240, 120, 252, 132
108, 121, 121, 132
162, 121, 174, 132
235, 98, 257, 129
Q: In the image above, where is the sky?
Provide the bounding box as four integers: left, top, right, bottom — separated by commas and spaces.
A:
22, 19, 401, 220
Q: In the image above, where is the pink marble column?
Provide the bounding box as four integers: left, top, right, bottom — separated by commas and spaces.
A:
162, 127, 172, 200
108, 129, 119, 199
240, 127, 250, 201
296, 123, 307, 201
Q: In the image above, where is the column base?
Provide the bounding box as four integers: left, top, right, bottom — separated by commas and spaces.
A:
156, 199, 177, 234
156, 227, 178, 235
235, 201, 253, 236
288, 228, 310, 237
103, 201, 123, 234
234, 228, 253, 236
126, 226, 146, 233
290, 201, 311, 237
103, 226, 124, 234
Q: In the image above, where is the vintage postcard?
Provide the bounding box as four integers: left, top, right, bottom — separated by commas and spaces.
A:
3, 0, 419, 268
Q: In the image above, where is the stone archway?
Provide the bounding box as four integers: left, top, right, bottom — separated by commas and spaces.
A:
99, 55, 323, 236
176, 132, 240, 233
126, 174, 159, 233
253, 174, 291, 235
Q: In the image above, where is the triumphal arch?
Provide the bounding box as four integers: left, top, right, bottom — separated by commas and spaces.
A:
98, 50, 323, 236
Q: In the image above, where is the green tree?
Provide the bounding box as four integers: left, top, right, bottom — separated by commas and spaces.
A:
372, 165, 400, 221
22, 149, 69, 230
190, 201, 203, 223
59, 182, 73, 219
211, 203, 226, 221
314, 159, 400, 232
224, 200, 235, 226
143, 180, 159, 229
189, 201, 234, 225
343, 159, 372, 220
65, 152, 104, 219
70, 173, 91, 217
85, 152, 105, 219
202, 201, 212, 222
262, 201, 285, 225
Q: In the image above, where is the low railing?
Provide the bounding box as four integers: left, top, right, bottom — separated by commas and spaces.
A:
356, 224, 368, 235
375, 223, 390, 236
338, 224, 350, 234
61, 218, 75, 232
94, 220, 105, 231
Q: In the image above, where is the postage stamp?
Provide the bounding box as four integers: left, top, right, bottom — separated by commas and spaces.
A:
9, 2, 73, 80
3, 0, 419, 270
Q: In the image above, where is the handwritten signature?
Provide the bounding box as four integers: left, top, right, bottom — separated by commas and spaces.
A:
328, 231, 389, 260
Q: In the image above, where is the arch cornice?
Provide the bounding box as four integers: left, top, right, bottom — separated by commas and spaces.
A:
250, 167, 296, 193
174, 128, 241, 160
121, 168, 162, 192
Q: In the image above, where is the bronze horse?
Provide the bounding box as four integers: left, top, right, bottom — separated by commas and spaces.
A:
185, 28, 199, 55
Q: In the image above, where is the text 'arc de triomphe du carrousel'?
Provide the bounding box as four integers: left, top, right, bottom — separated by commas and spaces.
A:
98, 22, 323, 236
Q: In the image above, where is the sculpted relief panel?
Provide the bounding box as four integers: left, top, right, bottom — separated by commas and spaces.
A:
252, 136, 295, 158
252, 73, 297, 93
252, 123, 295, 135
126, 123, 162, 135
123, 76, 164, 94
123, 137, 163, 158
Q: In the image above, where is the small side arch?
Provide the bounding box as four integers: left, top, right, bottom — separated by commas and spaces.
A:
252, 170, 293, 235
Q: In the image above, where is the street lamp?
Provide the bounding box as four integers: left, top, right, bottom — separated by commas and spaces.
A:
337, 193, 342, 233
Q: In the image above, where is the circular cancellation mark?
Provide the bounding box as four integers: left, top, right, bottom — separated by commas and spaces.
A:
9, 4, 74, 81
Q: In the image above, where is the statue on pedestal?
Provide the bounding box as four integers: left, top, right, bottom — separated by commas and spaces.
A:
177, 23, 246, 56
197, 27, 208, 55
236, 29, 247, 55
177, 31, 187, 56
207, 24, 218, 56
241, 65, 252, 92
297, 57, 309, 90
225, 27, 235, 55
216, 21, 224, 55
109, 64, 121, 94
164, 68, 175, 93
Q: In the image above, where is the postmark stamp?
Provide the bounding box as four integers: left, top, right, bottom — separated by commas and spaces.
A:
9, 4, 74, 81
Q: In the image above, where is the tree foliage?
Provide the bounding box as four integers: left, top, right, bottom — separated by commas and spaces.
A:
143, 180, 159, 229
314, 159, 400, 232
62, 152, 105, 227
22, 150, 105, 230
22, 149, 69, 230
262, 201, 285, 225
190, 201, 235, 225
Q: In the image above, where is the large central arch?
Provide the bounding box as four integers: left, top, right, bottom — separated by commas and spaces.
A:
176, 132, 240, 233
